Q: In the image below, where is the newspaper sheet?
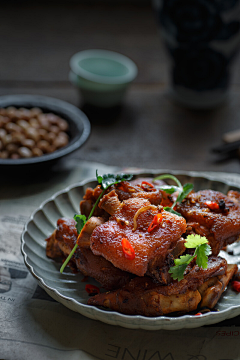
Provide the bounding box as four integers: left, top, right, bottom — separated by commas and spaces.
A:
1, 161, 240, 360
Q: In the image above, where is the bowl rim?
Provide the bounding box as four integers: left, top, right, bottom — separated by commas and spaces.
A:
0, 94, 91, 165
69, 49, 138, 85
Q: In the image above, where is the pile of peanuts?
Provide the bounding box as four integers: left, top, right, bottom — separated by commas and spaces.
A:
0, 107, 69, 159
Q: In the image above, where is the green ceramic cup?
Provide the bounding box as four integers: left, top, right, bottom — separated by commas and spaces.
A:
69, 49, 138, 108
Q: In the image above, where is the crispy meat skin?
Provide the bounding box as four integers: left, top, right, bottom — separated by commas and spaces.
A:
47, 218, 131, 290
177, 190, 240, 255
91, 197, 186, 276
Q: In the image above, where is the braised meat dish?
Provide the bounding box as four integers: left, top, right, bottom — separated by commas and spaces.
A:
176, 189, 240, 255
46, 176, 240, 317
91, 196, 186, 276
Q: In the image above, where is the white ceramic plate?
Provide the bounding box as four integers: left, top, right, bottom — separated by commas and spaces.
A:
21, 171, 240, 330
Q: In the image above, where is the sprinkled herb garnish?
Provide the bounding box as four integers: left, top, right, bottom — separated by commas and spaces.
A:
153, 174, 193, 216
168, 234, 212, 281
97, 171, 133, 190
60, 171, 133, 273
74, 214, 87, 234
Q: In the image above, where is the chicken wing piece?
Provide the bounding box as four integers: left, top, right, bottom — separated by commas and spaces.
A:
46, 218, 131, 290
90, 197, 186, 276
176, 190, 240, 255
88, 276, 201, 316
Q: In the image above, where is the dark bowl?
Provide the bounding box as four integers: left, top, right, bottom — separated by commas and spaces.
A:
0, 94, 91, 172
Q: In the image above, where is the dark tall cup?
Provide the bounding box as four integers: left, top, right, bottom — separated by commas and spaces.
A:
153, 0, 240, 108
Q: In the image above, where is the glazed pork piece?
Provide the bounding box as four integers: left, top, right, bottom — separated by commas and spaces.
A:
89, 191, 186, 276
46, 218, 77, 265
80, 178, 164, 219
46, 218, 131, 290
176, 190, 240, 256
88, 257, 235, 316
88, 276, 201, 316
146, 237, 186, 284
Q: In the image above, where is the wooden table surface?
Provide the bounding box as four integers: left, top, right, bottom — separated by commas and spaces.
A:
2, 2, 240, 173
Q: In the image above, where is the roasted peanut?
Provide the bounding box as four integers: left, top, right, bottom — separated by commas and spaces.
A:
18, 147, 32, 158
32, 147, 43, 157
0, 107, 69, 159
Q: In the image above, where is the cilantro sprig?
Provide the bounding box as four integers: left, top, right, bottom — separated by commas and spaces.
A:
97, 171, 133, 190
168, 234, 212, 281
153, 174, 193, 216
74, 214, 87, 234
60, 171, 133, 273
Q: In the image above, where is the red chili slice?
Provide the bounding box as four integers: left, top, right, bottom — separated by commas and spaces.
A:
204, 201, 219, 211
148, 213, 163, 233
122, 238, 135, 260
194, 312, 202, 316
85, 284, 100, 295
141, 181, 155, 191
232, 281, 240, 292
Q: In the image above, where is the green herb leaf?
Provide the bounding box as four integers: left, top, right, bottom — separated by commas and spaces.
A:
168, 234, 212, 281
153, 174, 193, 216
115, 173, 133, 182
174, 254, 194, 266
177, 183, 194, 203
97, 171, 133, 189
169, 254, 194, 280
168, 263, 189, 281
195, 243, 211, 269
73, 214, 87, 234
153, 174, 182, 188
158, 185, 180, 194
101, 174, 118, 189
164, 207, 182, 217
96, 170, 103, 185
184, 234, 208, 248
